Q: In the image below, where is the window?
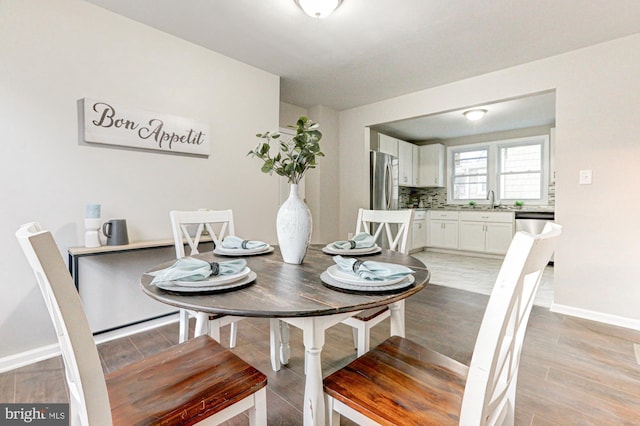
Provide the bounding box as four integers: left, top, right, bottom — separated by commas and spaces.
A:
452, 148, 488, 200
448, 135, 549, 205
498, 142, 542, 200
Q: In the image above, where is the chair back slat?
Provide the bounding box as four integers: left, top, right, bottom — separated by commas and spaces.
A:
170, 210, 235, 258
355, 208, 414, 254
16, 223, 112, 426
460, 222, 561, 425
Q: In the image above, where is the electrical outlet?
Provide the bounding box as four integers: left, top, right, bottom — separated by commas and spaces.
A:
579, 170, 592, 185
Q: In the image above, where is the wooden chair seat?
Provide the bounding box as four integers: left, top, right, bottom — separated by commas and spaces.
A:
324, 336, 467, 426
351, 307, 388, 322
107, 335, 267, 425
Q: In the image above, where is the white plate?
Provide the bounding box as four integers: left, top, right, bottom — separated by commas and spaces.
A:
157, 271, 257, 293
321, 245, 382, 255
214, 246, 274, 256
326, 264, 407, 286
173, 267, 251, 288
321, 271, 415, 294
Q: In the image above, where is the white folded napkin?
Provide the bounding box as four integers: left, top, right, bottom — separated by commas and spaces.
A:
150, 257, 247, 284
221, 236, 268, 250
331, 232, 375, 250
333, 255, 414, 281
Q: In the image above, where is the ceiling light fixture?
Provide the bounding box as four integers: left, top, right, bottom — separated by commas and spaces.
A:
295, 0, 343, 18
463, 109, 487, 121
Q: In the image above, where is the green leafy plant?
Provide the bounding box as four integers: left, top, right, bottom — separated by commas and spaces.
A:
468, 200, 476, 207
248, 116, 324, 184
515, 200, 524, 207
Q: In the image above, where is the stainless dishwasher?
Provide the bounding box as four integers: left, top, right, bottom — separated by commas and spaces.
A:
515, 211, 555, 263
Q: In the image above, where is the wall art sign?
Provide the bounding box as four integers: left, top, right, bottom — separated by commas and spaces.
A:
80, 98, 210, 156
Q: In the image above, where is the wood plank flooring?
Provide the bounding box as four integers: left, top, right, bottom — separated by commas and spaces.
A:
2, 284, 640, 425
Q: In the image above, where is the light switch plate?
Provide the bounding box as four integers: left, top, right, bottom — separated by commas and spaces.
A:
579, 169, 593, 185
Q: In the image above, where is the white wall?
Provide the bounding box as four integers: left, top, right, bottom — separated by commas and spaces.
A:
339, 34, 640, 328
0, 0, 280, 360
278, 102, 341, 244
279, 101, 307, 128
307, 105, 341, 243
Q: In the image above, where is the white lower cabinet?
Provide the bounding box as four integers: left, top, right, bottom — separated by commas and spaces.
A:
411, 210, 427, 251
427, 211, 459, 249
458, 211, 514, 255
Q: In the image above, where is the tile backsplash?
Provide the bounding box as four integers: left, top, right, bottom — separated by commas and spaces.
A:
399, 185, 555, 209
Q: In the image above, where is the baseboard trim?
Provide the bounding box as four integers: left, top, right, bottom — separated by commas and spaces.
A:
0, 314, 179, 373
424, 247, 505, 260
551, 303, 640, 331
0, 343, 61, 374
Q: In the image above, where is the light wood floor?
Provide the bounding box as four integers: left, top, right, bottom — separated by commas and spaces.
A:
413, 250, 555, 307
2, 282, 640, 425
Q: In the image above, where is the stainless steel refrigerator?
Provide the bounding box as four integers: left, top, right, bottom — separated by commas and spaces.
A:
370, 151, 399, 248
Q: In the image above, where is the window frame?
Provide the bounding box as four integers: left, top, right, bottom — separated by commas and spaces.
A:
447, 135, 550, 206
450, 145, 490, 202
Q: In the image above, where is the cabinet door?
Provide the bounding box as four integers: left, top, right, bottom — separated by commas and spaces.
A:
412, 144, 420, 186
378, 134, 398, 157
412, 220, 426, 250
427, 220, 444, 247
398, 140, 413, 186
442, 221, 459, 249
485, 222, 514, 254
419, 144, 444, 187
459, 221, 485, 252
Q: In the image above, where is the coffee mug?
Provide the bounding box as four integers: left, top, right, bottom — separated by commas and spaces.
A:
102, 219, 129, 246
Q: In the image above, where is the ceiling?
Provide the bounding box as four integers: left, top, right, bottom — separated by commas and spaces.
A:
85, 1, 639, 139
373, 90, 556, 141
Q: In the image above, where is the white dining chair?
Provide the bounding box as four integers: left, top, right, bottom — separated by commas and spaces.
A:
341, 208, 414, 356
324, 222, 561, 426
16, 222, 267, 426
170, 209, 243, 345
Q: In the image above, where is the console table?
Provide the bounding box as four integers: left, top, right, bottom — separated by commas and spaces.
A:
68, 239, 178, 289
68, 238, 213, 334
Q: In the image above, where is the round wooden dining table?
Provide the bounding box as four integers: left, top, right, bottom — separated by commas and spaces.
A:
140, 244, 430, 426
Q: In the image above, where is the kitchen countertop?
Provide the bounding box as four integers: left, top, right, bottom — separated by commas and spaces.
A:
404, 206, 555, 213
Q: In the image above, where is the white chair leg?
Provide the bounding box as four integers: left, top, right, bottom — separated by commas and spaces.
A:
178, 309, 190, 343
351, 327, 358, 350
325, 394, 341, 426
229, 321, 238, 348
248, 387, 267, 426
194, 312, 209, 337
208, 319, 221, 343
356, 323, 369, 357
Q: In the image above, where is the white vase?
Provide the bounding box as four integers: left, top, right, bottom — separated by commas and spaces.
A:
277, 183, 312, 264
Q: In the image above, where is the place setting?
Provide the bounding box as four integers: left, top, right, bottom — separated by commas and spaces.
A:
320, 255, 415, 294
213, 235, 274, 256
148, 257, 257, 293
321, 232, 382, 256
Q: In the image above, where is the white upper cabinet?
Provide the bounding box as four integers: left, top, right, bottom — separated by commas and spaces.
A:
378, 133, 399, 157
418, 144, 445, 187
412, 144, 420, 186
398, 139, 413, 186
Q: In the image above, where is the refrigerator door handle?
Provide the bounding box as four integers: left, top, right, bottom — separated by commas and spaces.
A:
385, 163, 393, 210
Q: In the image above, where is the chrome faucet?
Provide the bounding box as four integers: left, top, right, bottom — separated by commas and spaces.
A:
487, 189, 496, 208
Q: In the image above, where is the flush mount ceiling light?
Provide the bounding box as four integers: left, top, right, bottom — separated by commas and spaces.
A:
295, 0, 343, 18
463, 109, 487, 121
